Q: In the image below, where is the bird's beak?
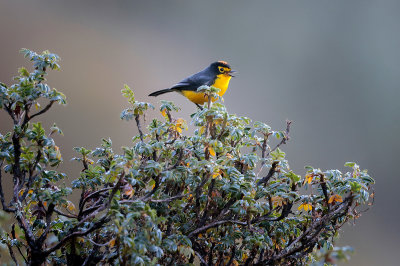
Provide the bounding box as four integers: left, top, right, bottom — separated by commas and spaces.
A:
228, 70, 236, 77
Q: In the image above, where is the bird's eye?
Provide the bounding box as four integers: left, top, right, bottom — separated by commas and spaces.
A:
219, 67, 225, 73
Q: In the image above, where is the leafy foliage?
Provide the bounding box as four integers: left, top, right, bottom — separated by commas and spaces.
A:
0, 50, 374, 265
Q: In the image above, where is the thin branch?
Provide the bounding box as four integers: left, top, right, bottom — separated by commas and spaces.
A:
44, 215, 110, 256
135, 114, 144, 142
6, 243, 19, 266
11, 224, 28, 264
266, 197, 353, 263
319, 174, 330, 211
37, 203, 55, 245
265, 120, 292, 157
227, 246, 236, 266
216, 198, 236, 220
257, 161, 279, 185
45, 173, 124, 256
54, 208, 77, 219
141, 175, 160, 201
15, 204, 36, 248
148, 193, 189, 203
21, 101, 32, 126
199, 178, 216, 227
87, 238, 110, 247
217, 114, 228, 141
20, 149, 42, 201
195, 251, 208, 266
207, 242, 215, 265
188, 219, 246, 237
4, 104, 17, 124
28, 100, 55, 122
80, 186, 114, 210
194, 173, 210, 217
166, 148, 183, 170
79, 200, 104, 217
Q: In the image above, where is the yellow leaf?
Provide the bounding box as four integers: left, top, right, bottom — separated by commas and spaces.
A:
124, 184, 135, 198
242, 253, 249, 261
109, 238, 116, 247
67, 201, 76, 211
35, 102, 40, 110
176, 118, 186, 127
160, 110, 167, 118
176, 126, 182, 133
214, 118, 223, 125
199, 126, 206, 135
298, 202, 312, 211
328, 194, 343, 204
54, 145, 62, 160
198, 234, 203, 238
304, 174, 313, 184
28, 189, 33, 194
19, 189, 25, 196
208, 147, 216, 157
271, 196, 284, 207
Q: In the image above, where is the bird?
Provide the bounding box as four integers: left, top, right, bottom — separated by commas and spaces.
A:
149, 61, 235, 107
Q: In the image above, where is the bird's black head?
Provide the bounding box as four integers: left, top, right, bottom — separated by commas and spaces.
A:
209, 61, 235, 76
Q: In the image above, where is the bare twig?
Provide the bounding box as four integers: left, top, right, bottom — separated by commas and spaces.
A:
6, 243, 19, 266
188, 219, 247, 237
319, 174, 330, 211
54, 208, 77, 219
27, 100, 55, 122
195, 251, 208, 266
265, 120, 292, 157
135, 114, 144, 142
257, 161, 279, 185
4, 104, 17, 124
37, 203, 55, 245
44, 173, 124, 256
44, 215, 110, 256
199, 178, 216, 227
149, 193, 189, 203
11, 224, 28, 264
80, 186, 114, 210
264, 197, 353, 263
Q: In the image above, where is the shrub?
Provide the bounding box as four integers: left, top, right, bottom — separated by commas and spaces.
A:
0, 50, 374, 265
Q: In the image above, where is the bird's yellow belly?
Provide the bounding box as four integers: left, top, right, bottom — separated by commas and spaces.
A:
181, 75, 231, 105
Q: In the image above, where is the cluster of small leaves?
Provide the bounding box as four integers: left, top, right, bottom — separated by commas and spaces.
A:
0, 49, 70, 265
0, 50, 374, 265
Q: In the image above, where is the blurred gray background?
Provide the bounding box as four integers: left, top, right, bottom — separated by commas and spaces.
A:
1, 0, 399, 265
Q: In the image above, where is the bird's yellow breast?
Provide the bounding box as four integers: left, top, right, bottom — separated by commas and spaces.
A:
181, 74, 231, 105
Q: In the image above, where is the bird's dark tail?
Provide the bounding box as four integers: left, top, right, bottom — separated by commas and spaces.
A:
149, 88, 173, 97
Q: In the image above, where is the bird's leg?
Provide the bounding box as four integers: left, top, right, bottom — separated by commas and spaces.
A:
196, 104, 203, 110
